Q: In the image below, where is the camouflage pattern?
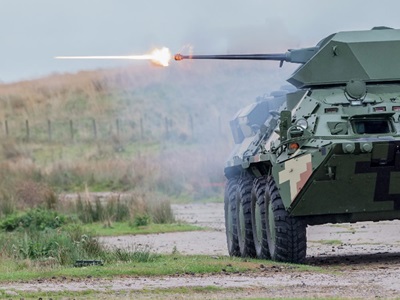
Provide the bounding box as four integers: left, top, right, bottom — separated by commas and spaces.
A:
175, 27, 400, 262
222, 27, 400, 225
289, 27, 400, 88
277, 153, 312, 203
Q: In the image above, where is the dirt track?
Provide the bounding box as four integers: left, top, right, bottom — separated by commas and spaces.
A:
3, 202, 400, 299
103, 203, 400, 258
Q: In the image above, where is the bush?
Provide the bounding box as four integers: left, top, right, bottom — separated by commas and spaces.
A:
132, 214, 150, 227
75, 195, 130, 224
69, 192, 174, 225
0, 208, 67, 232
149, 197, 174, 224
109, 245, 154, 262
16, 180, 57, 210
0, 188, 16, 216
1, 226, 102, 265
0, 225, 156, 266
107, 196, 130, 222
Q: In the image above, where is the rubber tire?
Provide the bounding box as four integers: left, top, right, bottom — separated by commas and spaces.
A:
265, 176, 307, 263
236, 176, 256, 258
251, 176, 271, 259
224, 177, 240, 256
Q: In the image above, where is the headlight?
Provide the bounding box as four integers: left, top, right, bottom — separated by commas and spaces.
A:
296, 118, 308, 130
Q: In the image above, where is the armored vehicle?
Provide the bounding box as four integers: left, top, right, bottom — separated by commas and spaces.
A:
175, 27, 400, 263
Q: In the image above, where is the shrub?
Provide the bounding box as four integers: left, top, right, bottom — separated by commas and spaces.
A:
0, 188, 16, 216
0, 225, 156, 266
132, 214, 150, 227
74, 195, 130, 224
69, 192, 176, 225
108, 196, 130, 222
148, 197, 174, 224
2, 226, 102, 265
1, 140, 31, 161
0, 208, 67, 232
15, 180, 58, 210
109, 245, 154, 262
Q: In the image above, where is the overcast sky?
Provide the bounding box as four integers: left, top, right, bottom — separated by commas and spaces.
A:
1, 0, 400, 82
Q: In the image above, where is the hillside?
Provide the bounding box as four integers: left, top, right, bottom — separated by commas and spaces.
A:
0, 61, 293, 206
0, 61, 291, 136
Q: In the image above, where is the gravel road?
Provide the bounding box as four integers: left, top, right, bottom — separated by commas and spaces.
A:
102, 203, 400, 259
3, 202, 400, 299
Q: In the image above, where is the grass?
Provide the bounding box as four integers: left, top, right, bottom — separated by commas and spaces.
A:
0, 291, 352, 300
0, 254, 320, 282
245, 298, 348, 300
82, 221, 204, 236
0, 290, 357, 300
0, 286, 234, 300
312, 239, 343, 245
0, 254, 328, 300
32, 141, 164, 167
0, 138, 227, 200
0, 53, 284, 211
0, 62, 244, 203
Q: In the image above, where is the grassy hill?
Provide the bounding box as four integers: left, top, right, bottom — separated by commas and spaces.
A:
0, 60, 292, 212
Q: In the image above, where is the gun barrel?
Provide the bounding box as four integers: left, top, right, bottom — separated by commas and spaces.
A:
174, 53, 288, 61
174, 47, 319, 65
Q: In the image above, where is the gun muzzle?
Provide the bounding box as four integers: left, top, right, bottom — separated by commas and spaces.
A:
174, 54, 185, 61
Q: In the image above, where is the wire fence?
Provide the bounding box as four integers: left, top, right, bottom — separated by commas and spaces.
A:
0, 114, 231, 143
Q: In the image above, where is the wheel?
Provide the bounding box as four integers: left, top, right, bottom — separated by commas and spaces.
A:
251, 176, 270, 259
265, 176, 307, 263
236, 176, 256, 257
224, 177, 240, 256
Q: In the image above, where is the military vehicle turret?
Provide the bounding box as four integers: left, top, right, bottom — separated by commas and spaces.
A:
175, 26, 400, 263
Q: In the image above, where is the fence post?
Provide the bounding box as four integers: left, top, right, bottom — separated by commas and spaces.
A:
70, 120, 74, 141
47, 120, 52, 141
92, 119, 97, 139
25, 120, 30, 142
5, 120, 8, 137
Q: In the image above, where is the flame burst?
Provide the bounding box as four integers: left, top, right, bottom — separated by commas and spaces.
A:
55, 47, 172, 67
